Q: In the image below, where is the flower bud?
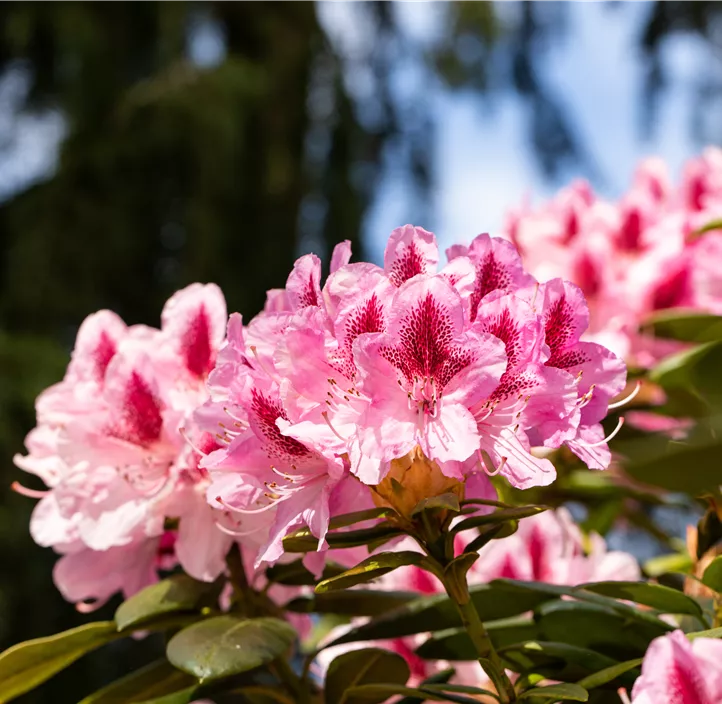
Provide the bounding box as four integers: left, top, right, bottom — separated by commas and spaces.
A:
370, 446, 464, 521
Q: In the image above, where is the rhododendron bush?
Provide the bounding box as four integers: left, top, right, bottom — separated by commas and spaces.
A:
4, 153, 722, 704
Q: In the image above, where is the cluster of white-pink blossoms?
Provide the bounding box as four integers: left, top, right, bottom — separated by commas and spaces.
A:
506, 147, 722, 368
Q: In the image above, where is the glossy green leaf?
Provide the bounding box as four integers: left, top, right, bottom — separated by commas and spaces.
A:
342, 684, 478, 703
417, 617, 539, 660
115, 575, 214, 631
535, 600, 667, 661
166, 615, 295, 683
327, 582, 555, 646
452, 505, 548, 534
0, 621, 119, 702
78, 660, 197, 704
283, 524, 404, 553
702, 556, 722, 592
576, 658, 643, 690
463, 521, 518, 553
396, 670, 456, 704
580, 581, 705, 619
411, 493, 461, 516
500, 641, 620, 681
285, 589, 418, 617
265, 559, 346, 586
642, 310, 722, 343
325, 648, 410, 704
518, 682, 588, 701
687, 626, 722, 640
315, 551, 425, 593
328, 507, 399, 530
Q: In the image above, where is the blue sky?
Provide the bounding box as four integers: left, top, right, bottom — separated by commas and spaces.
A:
318, 1, 718, 262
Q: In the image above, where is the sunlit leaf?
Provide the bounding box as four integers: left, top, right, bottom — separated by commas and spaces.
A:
642, 309, 722, 343
115, 574, 214, 631
518, 682, 588, 701
166, 615, 295, 683
316, 552, 426, 593
580, 581, 705, 619
451, 505, 548, 534
575, 658, 643, 690
0, 621, 119, 702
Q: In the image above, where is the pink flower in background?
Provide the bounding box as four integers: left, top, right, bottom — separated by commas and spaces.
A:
14, 283, 239, 609
502, 148, 722, 369
626, 630, 722, 704
469, 507, 640, 585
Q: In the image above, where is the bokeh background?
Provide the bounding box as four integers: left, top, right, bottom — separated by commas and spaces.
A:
1, 2, 721, 701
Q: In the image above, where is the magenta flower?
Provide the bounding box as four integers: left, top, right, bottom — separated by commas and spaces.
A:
628, 630, 722, 704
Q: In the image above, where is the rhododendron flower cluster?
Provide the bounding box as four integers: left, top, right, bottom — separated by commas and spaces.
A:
504, 147, 722, 367
14, 284, 236, 609
197, 225, 626, 568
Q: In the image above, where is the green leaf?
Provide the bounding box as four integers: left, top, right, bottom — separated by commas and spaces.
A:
265, 559, 347, 586
452, 505, 548, 534
650, 340, 722, 409
328, 507, 399, 531
0, 621, 120, 702
580, 581, 705, 619
500, 641, 621, 681
325, 648, 410, 704
463, 521, 518, 553
166, 615, 296, 683
576, 658, 643, 690
411, 493, 461, 516
78, 660, 197, 704
283, 524, 404, 553
642, 310, 722, 343
643, 552, 694, 578
136, 690, 199, 704
327, 582, 555, 646
687, 626, 722, 640
702, 556, 722, 593
416, 617, 540, 661
315, 551, 425, 593
535, 600, 667, 661
115, 574, 214, 631
396, 670, 456, 704
342, 684, 479, 703
518, 683, 588, 701
284, 589, 418, 617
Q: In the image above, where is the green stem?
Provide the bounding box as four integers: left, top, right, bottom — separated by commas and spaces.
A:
441, 570, 516, 703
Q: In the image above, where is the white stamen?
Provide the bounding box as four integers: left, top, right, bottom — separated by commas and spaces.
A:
617, 688, 632, 704
607, 381, 642, 410
582, 417, 625, 448
179, 427, 209, 456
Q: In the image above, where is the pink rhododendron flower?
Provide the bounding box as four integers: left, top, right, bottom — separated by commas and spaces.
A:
502, 148, 722, 369
468, 507, 640, 584
625, 630, 722, 704
200, 226, 625, 565
14, 284, 244, 608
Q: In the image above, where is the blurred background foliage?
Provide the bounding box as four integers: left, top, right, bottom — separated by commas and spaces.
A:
1, 2, 722, 701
